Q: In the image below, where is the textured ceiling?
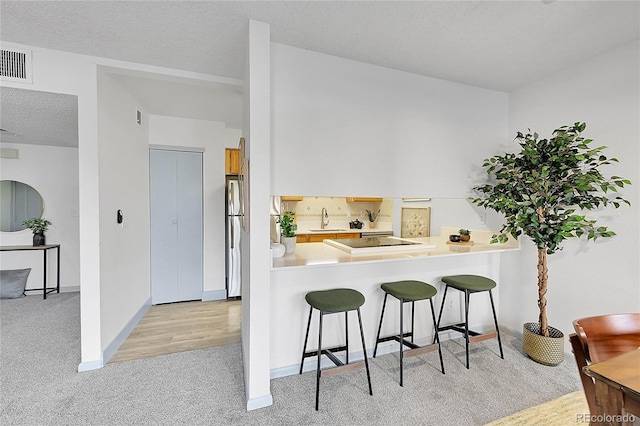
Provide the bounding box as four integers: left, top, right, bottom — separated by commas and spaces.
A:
1, 1, 638, 148
0, 87, 78, 148
1, 1, 638, 92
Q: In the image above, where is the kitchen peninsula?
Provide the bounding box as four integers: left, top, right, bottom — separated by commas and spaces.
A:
269, 228, 519, 378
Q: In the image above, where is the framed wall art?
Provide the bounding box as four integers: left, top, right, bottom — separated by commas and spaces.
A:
401, 207, 431, 238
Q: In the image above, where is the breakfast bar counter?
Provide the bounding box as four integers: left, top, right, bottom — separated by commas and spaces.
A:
269, 229, 519, 379
272, 234, 519, 269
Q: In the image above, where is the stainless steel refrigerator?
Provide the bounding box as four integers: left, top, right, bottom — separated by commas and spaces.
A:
225, 177, 242, 298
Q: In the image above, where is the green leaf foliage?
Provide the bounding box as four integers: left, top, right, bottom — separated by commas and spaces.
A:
22, 218, 52, 234
470, 122, 631, 255
277, 211, 296, 237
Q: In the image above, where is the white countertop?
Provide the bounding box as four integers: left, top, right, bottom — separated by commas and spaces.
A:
272, 234, 519, 269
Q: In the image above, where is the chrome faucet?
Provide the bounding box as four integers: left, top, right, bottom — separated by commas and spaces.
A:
321, 207, 329, 229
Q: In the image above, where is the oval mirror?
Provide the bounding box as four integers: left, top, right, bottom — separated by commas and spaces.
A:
0, 180, 44, 232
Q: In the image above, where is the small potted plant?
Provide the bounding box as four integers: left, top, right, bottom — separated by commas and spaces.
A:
22, 218, 52, 246
459, 229, 471, 242
366, 209, 380, 229
277, 211, 297, 254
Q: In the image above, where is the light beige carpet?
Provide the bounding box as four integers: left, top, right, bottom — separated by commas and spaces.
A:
486, 391, 589, 425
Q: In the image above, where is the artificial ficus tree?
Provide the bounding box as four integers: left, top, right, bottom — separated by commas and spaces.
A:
470, 122, 630, 337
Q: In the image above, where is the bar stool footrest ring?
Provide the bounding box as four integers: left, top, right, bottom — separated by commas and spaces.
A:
438, 324, 483, 337
302, 344, 348, 361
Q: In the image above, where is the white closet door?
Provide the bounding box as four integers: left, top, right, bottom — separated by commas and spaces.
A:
176, 151, 203, 301
150, 149, 202, 304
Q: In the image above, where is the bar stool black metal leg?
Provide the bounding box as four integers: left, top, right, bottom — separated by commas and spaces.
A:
357, 308, 373, 396
399, 297, 404, 387
56, 246, 60, 294
373, 293, 388, 357
411, 300, 415, 344
316, 311, 324, 411
430, 298, 445, 374
43, 249, 47, 300
345, 311, 349, 364
300, 307, 313, 374
489, 290, 504, 359
434, 285, 449, 344
464, 290, 470, 369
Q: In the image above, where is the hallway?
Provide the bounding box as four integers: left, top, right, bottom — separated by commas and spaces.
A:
109, 299, 241, 363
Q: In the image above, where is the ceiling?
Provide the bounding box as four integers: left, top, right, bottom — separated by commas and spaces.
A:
2, 1, 638, 92
0, 87, 78, 148
1, 1, 638, 148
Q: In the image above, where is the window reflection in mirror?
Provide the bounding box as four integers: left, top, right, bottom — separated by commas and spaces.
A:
0, 180, 44, 232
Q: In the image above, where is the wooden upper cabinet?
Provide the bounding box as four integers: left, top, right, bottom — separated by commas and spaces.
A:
225, 148, 240, 175
281, 196, 303, 201
346, 197, 383, 203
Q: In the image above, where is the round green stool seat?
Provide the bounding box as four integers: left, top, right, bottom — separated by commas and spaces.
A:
381, 280, 437, 301
442, 274, 496, 292
305, 288, 365, 313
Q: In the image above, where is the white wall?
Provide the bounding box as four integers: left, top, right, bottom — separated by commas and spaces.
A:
271, 43, 509, 199
97, 70, 152, 352
148, 115, 233, 298
226, 128, 242, 148
502, 40, 640, 339
0, 143, 80, 291
242, 19, 274, 411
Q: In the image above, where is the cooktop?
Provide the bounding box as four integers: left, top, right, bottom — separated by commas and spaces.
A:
324, 236, 435, 255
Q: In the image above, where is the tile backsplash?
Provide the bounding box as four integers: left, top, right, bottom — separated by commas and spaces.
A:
280, 196, 393, 224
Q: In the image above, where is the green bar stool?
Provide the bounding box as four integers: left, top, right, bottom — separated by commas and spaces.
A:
435, 274, 504, 369
299, 288, 373, 411
373, 280, 445, 386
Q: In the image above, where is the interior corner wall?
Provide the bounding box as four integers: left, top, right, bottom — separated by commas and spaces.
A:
270, 43, 509, 199
148, 115, 229, 296
0, 143, 80, 291
502, 40, 640, 340
97, 71, 152, 352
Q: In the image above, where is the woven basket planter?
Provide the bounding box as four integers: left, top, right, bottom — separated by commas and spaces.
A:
523, 322, 564, 366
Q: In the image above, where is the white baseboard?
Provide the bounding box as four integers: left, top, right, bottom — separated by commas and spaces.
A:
24, 286, 80, 294
202, 289, 227, 301
102, 296, 152, 364
246, 393, 273, 411
77, 358, 103, 372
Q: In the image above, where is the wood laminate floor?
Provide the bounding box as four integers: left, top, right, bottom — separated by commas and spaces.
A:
109, 299, 241, 363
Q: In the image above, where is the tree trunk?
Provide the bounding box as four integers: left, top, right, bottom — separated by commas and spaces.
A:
537, 248, 549, 337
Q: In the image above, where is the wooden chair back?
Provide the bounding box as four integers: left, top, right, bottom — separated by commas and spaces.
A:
570, 313, 640, 414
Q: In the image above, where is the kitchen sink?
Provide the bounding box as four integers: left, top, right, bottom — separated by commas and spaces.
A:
308, 229, 348, 232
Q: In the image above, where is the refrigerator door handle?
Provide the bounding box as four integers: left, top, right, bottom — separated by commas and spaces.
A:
230, 218, 234, 249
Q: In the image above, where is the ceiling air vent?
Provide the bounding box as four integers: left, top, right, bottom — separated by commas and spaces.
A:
1, 48, 33, 83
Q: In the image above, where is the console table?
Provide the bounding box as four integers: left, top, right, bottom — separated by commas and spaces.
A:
0, 244, 60, 299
